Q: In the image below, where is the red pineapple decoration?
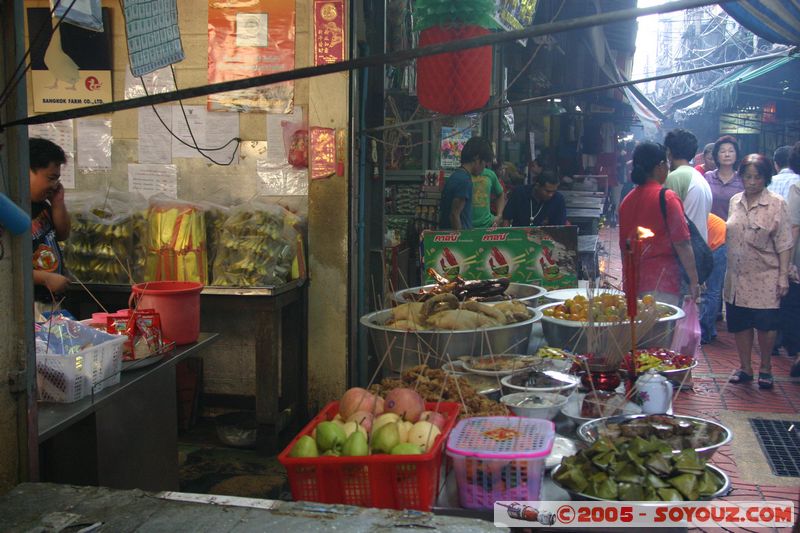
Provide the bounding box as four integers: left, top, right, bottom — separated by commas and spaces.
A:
415, 0, 497, 115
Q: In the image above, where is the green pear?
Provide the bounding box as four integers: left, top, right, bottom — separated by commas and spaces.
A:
315, 421, 346, 452
371, 421, 400, 453
289, 435, 319, 458
342, 431, 369, 456
391, 443, 422, 455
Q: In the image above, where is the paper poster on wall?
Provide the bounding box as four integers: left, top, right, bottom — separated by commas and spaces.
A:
27, 8, 113, 113
208, 0, 296, 112
76, 117, 112, 170
421, 226, 578, 289
128, 164, 178, 199
440, 127, 472, 169
205, 111, 240, 164
314, 0, 345, 65
28, 120, 76, 188
138, 106, 172, 163
171, 105, 207, 159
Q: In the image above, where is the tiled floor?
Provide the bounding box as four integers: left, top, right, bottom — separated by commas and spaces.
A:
598, 226, 800, 532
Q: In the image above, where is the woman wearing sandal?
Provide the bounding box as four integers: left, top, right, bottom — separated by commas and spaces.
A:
724, 154, 794, 389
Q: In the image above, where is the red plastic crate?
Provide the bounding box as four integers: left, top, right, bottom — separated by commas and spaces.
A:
278, 401, 461, 511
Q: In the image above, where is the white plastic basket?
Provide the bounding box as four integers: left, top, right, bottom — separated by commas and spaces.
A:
36, 334, 125, 403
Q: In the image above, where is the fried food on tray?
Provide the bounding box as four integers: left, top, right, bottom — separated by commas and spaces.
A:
385, 298, 532, 331
369, 364, 509, 419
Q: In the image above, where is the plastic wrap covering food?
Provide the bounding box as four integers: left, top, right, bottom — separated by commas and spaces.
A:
144, 195, 208, 284
198, 201, 230, 284
63, 190, 148, 284
212, 200, 301, 287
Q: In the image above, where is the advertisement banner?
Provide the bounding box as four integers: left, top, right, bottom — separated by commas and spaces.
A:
440, 127, 472, 169
27, 8, 113, 114
208, 0, 295, 112
421, 226, 578, 289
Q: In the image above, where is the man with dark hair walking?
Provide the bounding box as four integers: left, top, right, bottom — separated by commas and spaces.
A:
664, 129, 712, 241
438, 136, 494, 230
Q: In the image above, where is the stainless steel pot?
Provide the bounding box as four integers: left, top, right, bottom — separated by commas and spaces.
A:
360, 307, 543, 377
392, 282, 548, 307
536, 302, 685, 354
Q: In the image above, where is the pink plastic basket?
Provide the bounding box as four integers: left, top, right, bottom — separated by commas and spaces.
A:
446, 417, 554, 509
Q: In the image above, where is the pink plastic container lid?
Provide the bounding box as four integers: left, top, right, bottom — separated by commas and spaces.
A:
91, 312, 108, 324
446, 416, 555, 460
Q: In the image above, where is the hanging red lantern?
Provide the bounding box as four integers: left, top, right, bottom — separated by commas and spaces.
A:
414, 0, 497, 115
417, 25, 492, 115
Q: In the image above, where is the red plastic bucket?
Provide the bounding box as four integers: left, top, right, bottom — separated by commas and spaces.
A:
131, 281, 203, 345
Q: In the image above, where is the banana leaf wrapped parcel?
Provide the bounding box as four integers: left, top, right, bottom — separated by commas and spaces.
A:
144, 195, 208, 284
553, 435, 722, 501
211, 199, 303, 287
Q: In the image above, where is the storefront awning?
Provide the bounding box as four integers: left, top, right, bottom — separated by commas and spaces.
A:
722, 1, 800, 46
700, 56, 797, 113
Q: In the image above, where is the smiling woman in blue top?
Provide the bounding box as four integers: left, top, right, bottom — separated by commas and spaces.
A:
438, 136, 494, 230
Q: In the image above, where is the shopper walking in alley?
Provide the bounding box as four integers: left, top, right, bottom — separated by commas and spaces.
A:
785, 143, 800, 377
700, 213, 726, 344
471, 166, 506, 228
664, 129, 712, 241
705, 135, 743, 220
438, 137, 494, 230
618, 142, 699, 306
724, 154, 793, 389
768, 145, 800, 200
694, 143, 716, 175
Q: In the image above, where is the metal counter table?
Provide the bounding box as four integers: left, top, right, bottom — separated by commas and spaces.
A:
577, 234, 600, 279
65, 281, 308, 453
566, 208, 602, 236
38, 333, 219, 491
0, 483, 503, 533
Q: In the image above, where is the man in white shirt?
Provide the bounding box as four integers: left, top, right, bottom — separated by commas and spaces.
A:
768, 145, 800, 200
664, 129, 713, 241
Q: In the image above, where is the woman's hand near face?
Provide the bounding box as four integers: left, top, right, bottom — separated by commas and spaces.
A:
50, 182, 65, 205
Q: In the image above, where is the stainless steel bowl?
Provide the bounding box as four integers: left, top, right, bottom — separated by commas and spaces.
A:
543, 288, 623, 303
575, 414, 732, 460
360, 306, 542, 377
392, 282, 548, 307
536, 301, 685, 353
550, 463, 731, 501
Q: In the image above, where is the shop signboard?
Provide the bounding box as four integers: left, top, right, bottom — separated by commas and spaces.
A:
421, 226, 578, 289
207, 0, 295, 112
27, 8, 113, 114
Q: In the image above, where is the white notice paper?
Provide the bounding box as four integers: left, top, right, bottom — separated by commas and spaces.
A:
205, 111, 240, 164
28, 120, 74, 152
128, 163, 178, 199
171, 105, 207, 159
138, 106, 173, 163
265, 107, 303, 164
77, 117, 112, 170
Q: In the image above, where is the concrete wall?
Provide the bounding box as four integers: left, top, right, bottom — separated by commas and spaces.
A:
20, 1, 349, 406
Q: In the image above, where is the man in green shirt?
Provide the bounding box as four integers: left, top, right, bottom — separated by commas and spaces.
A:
471, 167, 506, 227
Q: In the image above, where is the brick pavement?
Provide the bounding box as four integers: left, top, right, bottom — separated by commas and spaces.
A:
597, 226, 800, 532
